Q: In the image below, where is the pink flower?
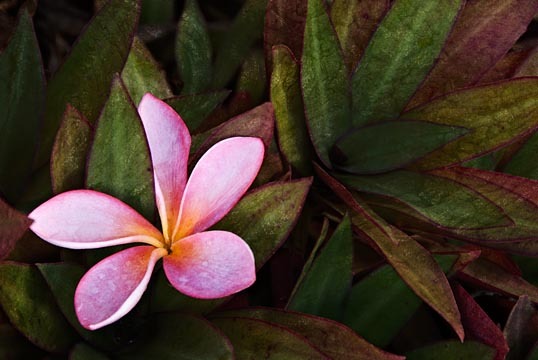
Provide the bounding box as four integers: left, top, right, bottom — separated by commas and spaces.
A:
29, 94, 264, 330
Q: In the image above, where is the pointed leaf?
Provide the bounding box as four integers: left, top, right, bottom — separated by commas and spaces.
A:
212, 317, 327, 359
40, 0, 140, 165
406, 341, 495, 360
403, 79, 538, 170
503, 131, 538, 180
302, 0, 351, 166
480, 48, 534, 84
0, 198, 32, 260
0, 262, 77, 352
176, 0, 212, 94
409, 0, 538, 107
86, 76, 155, 220
51, 105, 92, 194
117, 313, 233, 360
236, 49, 266, 105
334, 121, 469, 174
287, 216, 352, 320
330, 0, 389, 71
351, 0, 462, 126
121, 37, 172, 104
504, 296, 538, 360
164, 90, 230, 132
213, 308, 404, 360
271, 45, 313, 175
0, 10, 44, 203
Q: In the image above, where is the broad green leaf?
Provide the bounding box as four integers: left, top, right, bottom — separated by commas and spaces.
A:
287, 216, 352, 320
409, 0, 538, 108
503, 132, 538, 180
453, 284, 509, 360
86, 76, 155, 220
236, 49, 266, 105
213, 308, 404, 360
351, 0, 462, 126
0, 198, 32, 260
406, 341, 495, 360
316, 166, 463, 340
337, 170, 509, 229
70, 343, 110, 360
164, 90, 230, 132
212, 0, 267, 88
403, 79, 538, 170
50, 105, 92, 194
333, 121, 468, 174
0, 324, 43, 359
0, 262, 77, 352
344, 255, 457, 347
117, 313, 233, 360
330, 0, 389, 71
212, 317, 326, 359
121, 37, 172, 104
504, 296, 537, 360
302, 0, 351, 166
271, 45, 313, 175
40, 0, 140, 166
37, 263, 117, 350
216, 178, 312, 270
264, 0, 307, 70
176, 0, 212, 94
0, 10, 44, 203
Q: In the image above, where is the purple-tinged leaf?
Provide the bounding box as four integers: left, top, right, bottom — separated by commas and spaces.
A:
504, 296, 538, 360
302, 0, 351, 166
408, 0, 538, 108
515, 47, 538, 77
453, 284, 509, 360
316, 165, 464, 341
403, 78, 538, 170
51, 105, 92, 194
330, 0, 389, 71
479, 48, 535, 84
213, 307, 404, 359
0, 198, 32, 260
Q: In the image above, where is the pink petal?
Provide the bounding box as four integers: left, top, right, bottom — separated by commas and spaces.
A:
174, 137, 264, 239
29, 190, 163, 249
163, 230, 256, 299
138, 93, 191, 240
75, 246, 167, 330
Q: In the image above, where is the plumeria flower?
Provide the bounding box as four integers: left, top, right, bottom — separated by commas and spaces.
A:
29, 94, 264, 330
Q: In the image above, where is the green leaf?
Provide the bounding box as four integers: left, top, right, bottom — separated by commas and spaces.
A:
212, 317, 327, 359
40, 0, 140, 166
287, 216, 352, 320
409, 0, 538, 107
86, 75, 155, 220
337, 170, 509, 229
406, 341, 495, 360
503, 132, 538, 180
213, 308, 404, 360
333, 121, 468, 174
344, 255, 457, 347
0, 10, 44, 203
271, 45, 313, 175
140, 0, 175, 24
0, 262, 77, 352
302, 0, 351, 166
70, 343, 110, 360
176, 0, 212, 94
330, 0, 389, 71
236, 49, 266, 105
0, 198, 32, 260
121, 37, 172, 105
117, 313, 233, 360
164, 90, 230, 132
351, 0, 462, 126
212, 0, 267, 88
50, 105, 92, 194
403, 78, 538, 170
0, 324, 44, 359
37, 263, 117, 350
216, 178, 312, 270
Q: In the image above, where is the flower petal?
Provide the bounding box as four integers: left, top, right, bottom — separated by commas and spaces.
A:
29, 190, 163, 249
75, 246, 167, 330
138, 93, 191, 240
163, 230, 256, 299
174, 137, 264, 238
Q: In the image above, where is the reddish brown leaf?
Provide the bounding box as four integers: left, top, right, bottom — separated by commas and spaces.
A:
0, 199, 31, 260
479, 48, 534, 84
504, 296, 538, 360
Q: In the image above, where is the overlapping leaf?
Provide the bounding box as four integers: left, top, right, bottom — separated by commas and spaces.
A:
0, 199, 32, 260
